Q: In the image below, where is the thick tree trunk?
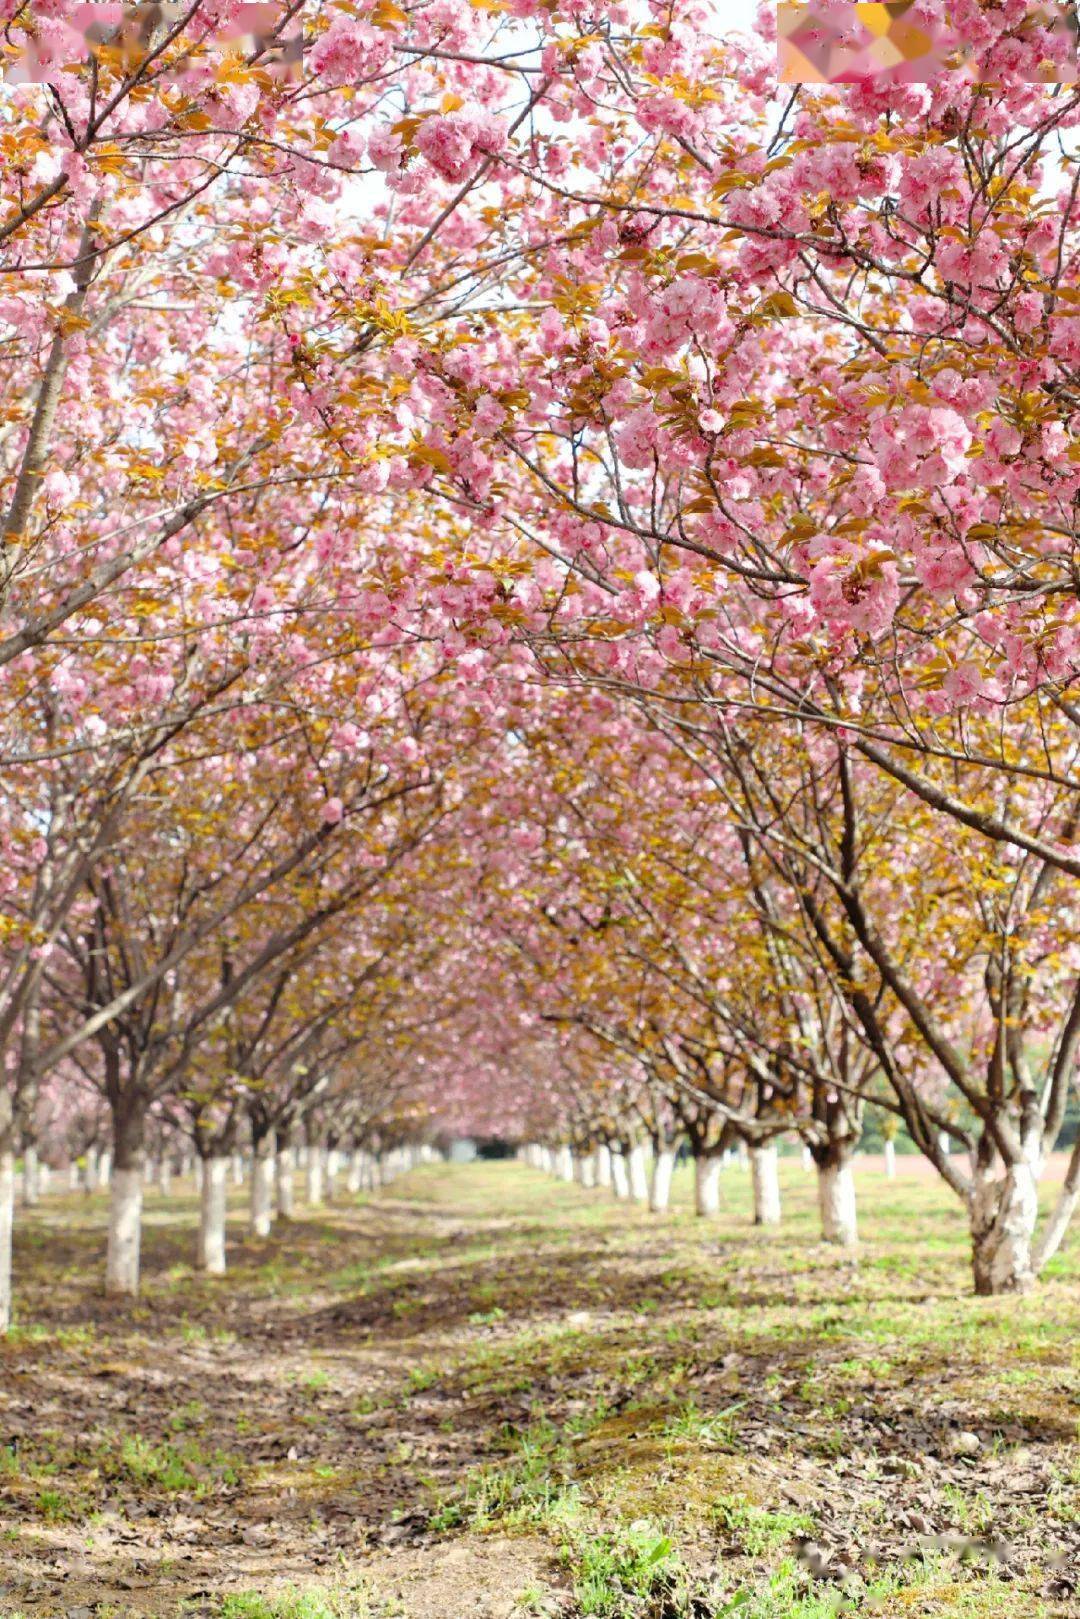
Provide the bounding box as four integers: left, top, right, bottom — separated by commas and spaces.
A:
250, 1142, 275, 1237
345, 1149, 362, 1194
694, 1151, 722, 1217
105, 1098, 146, 1296
232, 1152, 244, 1187
970, 1158, 1039, 1295
650, 1147, 675, 1212
884, 1139, 896, 1179
817, 1158, 858, 1247
22, 1144, 40, 1206
750, 1143, 782, 1226
580, 1152, 596, 1189
197, 1156, 228, 1275
595, 1144, 612, 1187
557, 1145, 575, 1182
0, 1148, 14, 1333
326, 1147, 339, 1199
610, 1149, 630, 1199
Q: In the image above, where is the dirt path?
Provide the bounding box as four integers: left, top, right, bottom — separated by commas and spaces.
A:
1, 1162, 1077, 1617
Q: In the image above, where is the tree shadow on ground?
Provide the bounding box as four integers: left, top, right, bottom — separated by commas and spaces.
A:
2, 1168, 1077, 1618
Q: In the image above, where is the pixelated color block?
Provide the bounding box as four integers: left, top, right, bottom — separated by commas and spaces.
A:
777, 2, 1078, 83
2, 2, 303, 84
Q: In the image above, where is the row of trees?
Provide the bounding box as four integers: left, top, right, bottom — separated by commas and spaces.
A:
522, 1135, 852, 1233
2, 0, 1080, 1311
13, 1116, 438, 1280
470, 692, 1080, 1293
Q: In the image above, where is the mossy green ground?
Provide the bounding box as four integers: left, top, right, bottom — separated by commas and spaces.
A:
0, 1158, 1076, 1618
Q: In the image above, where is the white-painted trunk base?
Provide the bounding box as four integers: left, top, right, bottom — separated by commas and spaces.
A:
251, 1151, 275, 1237
628, 1143, 650, 1202
610, 1151, 630, 1199
971, 1159, 1039, 1295
0, 1151, 14, 1333
750, 1144, 782, 1226
596, 1145, 612, 1187
84, 1146, 100, 1194
884, 1140, 896, 1179
695, 1153, 722, 1217
818, 1161, 858, 1247
580, 1153, 597, 1189
346, 1152, 362, 1194
23, 1147, 41, 1203
198, 1157, 228, 1275
276, 1151, 295, 1217
158, 1158, 172, 1195
105, 1168, 143, 1295
650, 1149, 675, 1212
306, 1150, 324, 1207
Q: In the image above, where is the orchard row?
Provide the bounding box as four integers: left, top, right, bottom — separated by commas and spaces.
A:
2, 0, 1080, 1321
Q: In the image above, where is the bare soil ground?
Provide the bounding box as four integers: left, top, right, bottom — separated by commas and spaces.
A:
0, 1158, 1077, 1618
